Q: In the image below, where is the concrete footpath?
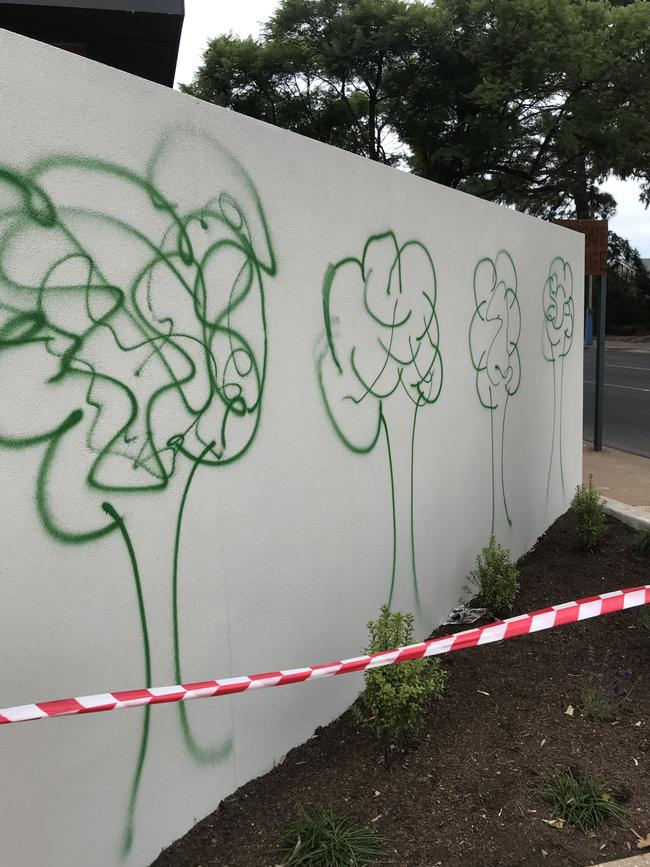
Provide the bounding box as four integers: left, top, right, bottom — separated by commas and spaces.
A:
582, 446, 650, 867
603, 336, 650, 352
601, 855, 650, 867
583, 444, 650, 527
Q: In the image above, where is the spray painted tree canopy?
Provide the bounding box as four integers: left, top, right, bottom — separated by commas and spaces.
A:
469, 251, 522, 533
542, 256, 574, 361
469, 251, 521, 410
319, 230, 442, 450
0, 136, 276, 542
318, 230, 442, 612
542, 256, 574, 499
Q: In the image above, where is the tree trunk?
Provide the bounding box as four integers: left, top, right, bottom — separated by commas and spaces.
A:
368, 86, 377, 161
572, 157, 591, 219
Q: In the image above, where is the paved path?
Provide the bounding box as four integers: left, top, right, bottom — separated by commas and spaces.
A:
600, 855, 650, 867
583, 444, 650, 514
583, 347, 650, 457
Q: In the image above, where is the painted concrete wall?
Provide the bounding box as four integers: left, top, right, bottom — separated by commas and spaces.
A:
0, 28, 583, 867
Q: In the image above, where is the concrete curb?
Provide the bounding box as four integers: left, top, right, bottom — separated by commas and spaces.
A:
604, 498, 650, 531
599, 855, 650, 867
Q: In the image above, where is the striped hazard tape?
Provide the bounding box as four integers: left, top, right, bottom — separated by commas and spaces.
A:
1, 584, 648, 726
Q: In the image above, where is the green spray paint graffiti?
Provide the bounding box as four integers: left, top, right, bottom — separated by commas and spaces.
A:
0, 134, 276, 855
102, 501, 152, 856
469, 251, 521, 535
317, 231, 442, 613
542, 257, 574, 501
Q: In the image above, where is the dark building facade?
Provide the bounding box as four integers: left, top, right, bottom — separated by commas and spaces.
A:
0, 0, 184, 85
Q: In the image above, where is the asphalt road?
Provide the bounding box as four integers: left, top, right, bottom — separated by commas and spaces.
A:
583, 347, 650, 458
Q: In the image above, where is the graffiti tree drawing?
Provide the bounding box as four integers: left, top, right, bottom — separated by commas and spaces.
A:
542, 256, 574, 501
469, 251, 521, 535
0, 133, 276, 855
317, 231, 442, 614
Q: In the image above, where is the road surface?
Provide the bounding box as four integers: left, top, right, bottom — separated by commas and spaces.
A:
583, 347, 650, 458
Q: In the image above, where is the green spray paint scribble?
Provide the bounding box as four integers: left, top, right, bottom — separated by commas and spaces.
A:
173, 439, 233, 764
542, 257, 574, 501
102, 501, 152, 858
469, 251, 521, 535
0, 134, 276, 855
317, 231, 442, 614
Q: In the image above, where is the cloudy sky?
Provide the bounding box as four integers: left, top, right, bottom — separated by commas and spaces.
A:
175, 0, 649, 257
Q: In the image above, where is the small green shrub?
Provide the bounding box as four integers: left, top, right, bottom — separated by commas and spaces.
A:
277, 807, 386, 866
539, 768, 627, 832
571, 476, 605, 548
580, 669, 633, 722
580, 683, 618, 722
358, 605, 446, 762
466, 534, 519, 615
634, 528, 650, 556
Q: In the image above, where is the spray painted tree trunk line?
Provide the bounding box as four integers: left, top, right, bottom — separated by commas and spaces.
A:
381, 401, 423, 616
558, 355, 566, 494
546, 358, 565, 504
172, 444, 233, 765
487, 387, 511, 538
100, 475, 233, 858
101, 503, 152, 858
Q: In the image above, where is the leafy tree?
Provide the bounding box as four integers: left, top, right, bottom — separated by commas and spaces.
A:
181, 0, 426, 164
607, 232, 650, 333
391, 0, 650, 219
183, 0, 650, 219
180, 33, 371, 157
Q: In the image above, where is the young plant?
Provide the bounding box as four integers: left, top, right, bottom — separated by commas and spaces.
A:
634, 528, 650, 557
357, 605, 446, 763
580, 684, 617, 722
580, 669, 633, 722
639, 605, 650, 633
466, 535, 519, 616
571, 476, 606, 549
539, 768, 627, 832
277, 807, 386, 867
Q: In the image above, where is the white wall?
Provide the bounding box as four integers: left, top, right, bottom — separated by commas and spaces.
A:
0, 29, 583, 867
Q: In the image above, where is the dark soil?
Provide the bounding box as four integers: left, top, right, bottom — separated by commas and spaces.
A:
151, 514, 650, 867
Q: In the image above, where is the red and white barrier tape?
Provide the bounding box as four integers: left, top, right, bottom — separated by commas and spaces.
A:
1, 584, 648, 726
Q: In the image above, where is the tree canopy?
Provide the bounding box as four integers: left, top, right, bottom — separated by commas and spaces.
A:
181, 0, 650, 220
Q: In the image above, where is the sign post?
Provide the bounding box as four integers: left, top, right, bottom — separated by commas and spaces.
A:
553, 219, 608, 451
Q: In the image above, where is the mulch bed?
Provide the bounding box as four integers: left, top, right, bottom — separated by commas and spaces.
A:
152, 513, 650, 867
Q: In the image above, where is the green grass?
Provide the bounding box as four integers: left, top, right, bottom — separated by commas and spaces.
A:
277, 808, 386, 866
580, 683, 618, 722
635, 528, 650, 556
539, 769, 627, 832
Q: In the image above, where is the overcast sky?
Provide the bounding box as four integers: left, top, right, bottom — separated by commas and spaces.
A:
175, 0, 649, 256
